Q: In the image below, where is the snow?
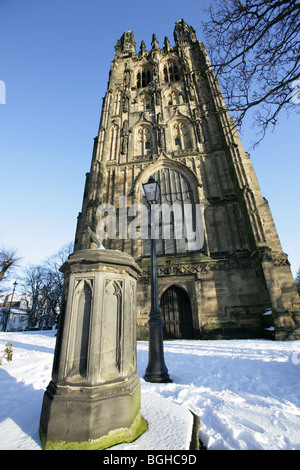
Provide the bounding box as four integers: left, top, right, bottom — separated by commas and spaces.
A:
111, 391, 194, 450
0, 330, 300, 450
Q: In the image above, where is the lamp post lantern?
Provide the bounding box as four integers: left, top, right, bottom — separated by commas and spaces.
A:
142, 177, 172, 383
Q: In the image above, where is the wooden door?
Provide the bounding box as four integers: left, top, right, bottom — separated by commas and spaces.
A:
160, 286, 194, 339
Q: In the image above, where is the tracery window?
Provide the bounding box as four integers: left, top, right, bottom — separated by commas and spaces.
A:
168, 89, 184, 106
163, 62, 180, 83
113, 91, 122, 115
142, 169, 199, 256
140, 93, 151, 111
172, 120, 192, 151
109, 122, 119, 160
137, 68, 152, 88
135, 125, 153, 156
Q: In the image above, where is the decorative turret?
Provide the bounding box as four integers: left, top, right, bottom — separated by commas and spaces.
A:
163, 36, 171, 52
139, 40, 146, 56
174, 19, 197, 45
151, 33, 159, 50
115, 30, 136, 57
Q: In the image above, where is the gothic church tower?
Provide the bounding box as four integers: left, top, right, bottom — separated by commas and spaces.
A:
74, 20, 300, 340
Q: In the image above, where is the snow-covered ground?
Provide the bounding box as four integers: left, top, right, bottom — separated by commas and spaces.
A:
0, 330, 300, 450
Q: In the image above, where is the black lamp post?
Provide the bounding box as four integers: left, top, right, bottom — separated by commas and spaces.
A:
4, 280, 17, 332
142, 177, 172, 383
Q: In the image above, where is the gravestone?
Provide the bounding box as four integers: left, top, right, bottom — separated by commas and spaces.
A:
39, 249, 147, 450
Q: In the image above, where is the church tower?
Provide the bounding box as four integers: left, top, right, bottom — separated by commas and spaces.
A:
74, 20, 300, 340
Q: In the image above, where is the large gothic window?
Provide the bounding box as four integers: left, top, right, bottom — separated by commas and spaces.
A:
142, 169, 199, 256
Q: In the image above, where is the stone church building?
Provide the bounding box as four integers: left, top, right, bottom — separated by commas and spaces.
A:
74, 20, 300, 340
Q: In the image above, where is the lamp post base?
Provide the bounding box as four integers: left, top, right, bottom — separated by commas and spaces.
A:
144, 318, 172, 383
144, 372, 172, 383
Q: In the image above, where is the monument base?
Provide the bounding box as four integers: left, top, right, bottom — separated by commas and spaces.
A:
40, 414, 147, 451
40, 373, 147, 450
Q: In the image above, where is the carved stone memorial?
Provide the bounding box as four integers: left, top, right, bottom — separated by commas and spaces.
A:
39, 249, 147, 450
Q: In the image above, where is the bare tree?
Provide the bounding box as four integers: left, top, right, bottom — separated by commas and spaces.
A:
43, 242, 74, 325
21, 242, 73, 329
0, 248, 21, 284
202, 0, 300, 145
21, 264, 48, 328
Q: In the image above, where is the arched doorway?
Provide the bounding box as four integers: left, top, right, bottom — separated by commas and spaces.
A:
160, 286, 194, 339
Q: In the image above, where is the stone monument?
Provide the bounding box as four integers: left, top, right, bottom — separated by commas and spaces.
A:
39, 248, 147, 450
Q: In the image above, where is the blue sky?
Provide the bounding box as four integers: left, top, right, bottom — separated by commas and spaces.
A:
0, 0, 299, 285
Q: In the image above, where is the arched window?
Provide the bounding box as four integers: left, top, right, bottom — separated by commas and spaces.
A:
113, 91, 121, 115
140, 93, 151, 111
175, 137, 181, 148
172, 120, 192, 151
167, 91, 180, 106
163, 62, 180, 83
135, 125, 153, 156
137, 68, 152, 88
142, 169, 199, 256
109, 122, 119, 160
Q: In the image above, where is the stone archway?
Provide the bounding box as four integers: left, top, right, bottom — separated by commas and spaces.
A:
160, 285, 194, 339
